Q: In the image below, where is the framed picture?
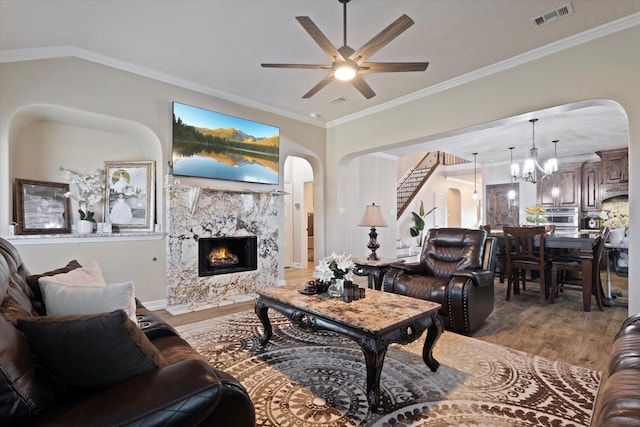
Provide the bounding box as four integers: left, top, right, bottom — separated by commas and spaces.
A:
103, 161, 155, 232
14, 179, 72, 235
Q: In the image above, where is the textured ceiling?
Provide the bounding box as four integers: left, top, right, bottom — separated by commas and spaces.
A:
1, 0, 638, 163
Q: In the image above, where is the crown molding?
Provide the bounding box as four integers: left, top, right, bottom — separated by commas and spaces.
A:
0, 46, 322, 127
1, 13, 638, 130
326, 12, 640, 128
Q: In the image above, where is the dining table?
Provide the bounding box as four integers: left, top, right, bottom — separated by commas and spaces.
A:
490, 230, 602, 312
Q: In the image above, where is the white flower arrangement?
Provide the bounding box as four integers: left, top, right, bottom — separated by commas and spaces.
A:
313, 251, 355, 282
59, 167, 105, 222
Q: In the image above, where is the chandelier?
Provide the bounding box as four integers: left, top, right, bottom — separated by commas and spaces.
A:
509, 118, 558, 184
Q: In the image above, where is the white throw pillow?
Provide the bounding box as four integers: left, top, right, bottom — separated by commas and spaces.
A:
38, 280, 136, 321
609, 228, 627, 246
43, 260, 106, 285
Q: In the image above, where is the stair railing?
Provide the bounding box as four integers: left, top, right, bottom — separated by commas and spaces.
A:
396, 151, 469, 218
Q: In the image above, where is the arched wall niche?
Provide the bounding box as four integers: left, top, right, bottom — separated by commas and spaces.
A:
9, 104, 163, 225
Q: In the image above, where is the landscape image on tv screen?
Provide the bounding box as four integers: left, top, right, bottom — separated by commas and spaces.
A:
172, 102, 280, 184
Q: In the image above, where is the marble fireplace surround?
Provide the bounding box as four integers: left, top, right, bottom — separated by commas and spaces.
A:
165, 185, 281, 314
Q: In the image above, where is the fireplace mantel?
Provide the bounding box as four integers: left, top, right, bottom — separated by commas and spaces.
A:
166, 182, 287, 196
165, 185, 281, 311
166, 183, 287, 214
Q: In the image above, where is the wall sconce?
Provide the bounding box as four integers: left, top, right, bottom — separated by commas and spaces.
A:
358, 203, 388, 260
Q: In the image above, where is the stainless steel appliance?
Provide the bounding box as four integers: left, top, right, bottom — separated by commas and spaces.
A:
544, 207, 579, 231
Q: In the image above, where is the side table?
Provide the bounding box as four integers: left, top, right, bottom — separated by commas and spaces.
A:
352, 257, 403, 291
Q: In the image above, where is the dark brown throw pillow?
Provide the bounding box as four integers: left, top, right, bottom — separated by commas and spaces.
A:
17, 310, 167, 390
25, 260, 82, 314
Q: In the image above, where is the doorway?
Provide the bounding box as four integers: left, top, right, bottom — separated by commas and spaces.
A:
434, 192, 446, 227
486, 183, 519, 229
283, 156, 314, 269
447, 188, 461, 227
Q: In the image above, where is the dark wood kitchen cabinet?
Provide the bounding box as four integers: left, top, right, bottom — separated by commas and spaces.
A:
581, 162, 601, 211
598, 148, 628, 184
537, 162, 581, 207
597, 148, 628, 201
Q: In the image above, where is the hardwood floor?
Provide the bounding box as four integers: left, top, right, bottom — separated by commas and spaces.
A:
156, 263, 629, 373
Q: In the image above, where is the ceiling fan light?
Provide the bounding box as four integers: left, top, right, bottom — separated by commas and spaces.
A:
334, 63, 357, 81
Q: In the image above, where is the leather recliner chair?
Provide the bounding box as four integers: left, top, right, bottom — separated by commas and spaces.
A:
383, 228, 496, 334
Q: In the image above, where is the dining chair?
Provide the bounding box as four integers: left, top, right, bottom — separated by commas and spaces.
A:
481, 224, 508, 283
550, 227, 610, 311
503, 226, 550, 304
481, 225, 502, 283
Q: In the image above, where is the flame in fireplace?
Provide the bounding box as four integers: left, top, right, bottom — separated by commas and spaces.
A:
208, 247, 239, 266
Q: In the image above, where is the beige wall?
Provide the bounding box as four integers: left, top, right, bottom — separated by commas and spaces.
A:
1, 25, 638, 314
326, 25, 640, 314
0, 57, 325, 304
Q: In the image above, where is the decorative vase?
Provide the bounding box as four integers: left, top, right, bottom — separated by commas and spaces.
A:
328, 278, 344, 298
77, 219, 94, 234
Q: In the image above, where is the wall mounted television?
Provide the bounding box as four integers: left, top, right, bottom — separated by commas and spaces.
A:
172, 102, 280, 184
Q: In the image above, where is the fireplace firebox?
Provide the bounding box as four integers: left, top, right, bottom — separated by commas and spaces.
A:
198, 236, 257, 277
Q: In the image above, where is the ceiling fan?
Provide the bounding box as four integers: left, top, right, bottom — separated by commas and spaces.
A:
261, 0, 429, 99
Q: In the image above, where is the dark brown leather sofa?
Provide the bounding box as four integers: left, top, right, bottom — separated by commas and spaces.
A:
382, 228, 496, 333
0, 237, 255, 427
591, 313, 640, 426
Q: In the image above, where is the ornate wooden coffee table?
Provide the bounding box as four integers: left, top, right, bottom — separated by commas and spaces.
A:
255, 286, 443, 410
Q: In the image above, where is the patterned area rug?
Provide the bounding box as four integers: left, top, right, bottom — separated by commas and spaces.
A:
176, 310, 601, 426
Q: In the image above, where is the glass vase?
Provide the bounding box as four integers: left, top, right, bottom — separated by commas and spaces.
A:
327, 278, 344, 298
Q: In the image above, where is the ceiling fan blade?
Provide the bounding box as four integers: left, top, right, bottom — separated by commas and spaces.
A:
359, 62, 429, 73
349, 14, 414, 64
302, 74, 335, 98
296, 16, 345, 61
262, 63, 332, 70
351, 74, 376, 99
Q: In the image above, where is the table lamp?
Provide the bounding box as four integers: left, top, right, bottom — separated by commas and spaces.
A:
358, 203, 388, 260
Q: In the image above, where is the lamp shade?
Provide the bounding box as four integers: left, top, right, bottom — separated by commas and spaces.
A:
358, 203, 387, 227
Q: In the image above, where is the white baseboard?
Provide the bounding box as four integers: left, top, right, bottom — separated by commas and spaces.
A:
164, 293, 258, 315
141, 299, 167, 311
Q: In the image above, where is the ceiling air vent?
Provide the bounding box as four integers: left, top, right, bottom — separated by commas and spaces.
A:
530, 2, 574, 28
329, 96, 348, 104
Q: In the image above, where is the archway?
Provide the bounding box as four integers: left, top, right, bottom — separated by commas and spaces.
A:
283, 156, 314, 268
